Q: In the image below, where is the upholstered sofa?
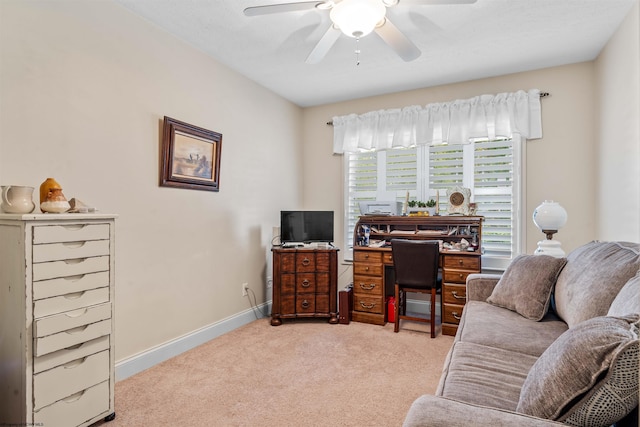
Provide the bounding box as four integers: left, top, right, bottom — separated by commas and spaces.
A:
404, 240, 640, 427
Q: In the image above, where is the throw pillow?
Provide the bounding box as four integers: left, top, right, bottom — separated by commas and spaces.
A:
607, 271, 640, 317
486, 254, 567, 321
516, 315, 640, 424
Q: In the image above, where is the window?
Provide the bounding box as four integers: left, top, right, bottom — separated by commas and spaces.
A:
343, 136, 524, 271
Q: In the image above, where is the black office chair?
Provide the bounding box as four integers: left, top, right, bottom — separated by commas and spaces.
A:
392, 239, 442, 338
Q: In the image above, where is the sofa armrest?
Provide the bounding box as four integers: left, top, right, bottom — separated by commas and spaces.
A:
403, 395, 565, 427
466, 273, 502, 302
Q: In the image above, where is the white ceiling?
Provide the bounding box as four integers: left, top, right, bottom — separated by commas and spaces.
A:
115, 0, 637, 107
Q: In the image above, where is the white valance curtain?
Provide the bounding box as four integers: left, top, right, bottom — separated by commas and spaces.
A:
332, 89, 543, 154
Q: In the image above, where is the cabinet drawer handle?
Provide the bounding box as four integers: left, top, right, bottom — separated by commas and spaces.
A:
359, 282, 376, 291
452, 312, 461, 320
64, 258, 86, 265
364, 266, 369, 271
301, 279, 311, 288
301, 300, 310, 309
459, 273, 464, 279
64, 356, 87, 369
360, 301, 376, 309
451, 291, 465, 300
302, 258, 310, 266
364, 254, 369, 259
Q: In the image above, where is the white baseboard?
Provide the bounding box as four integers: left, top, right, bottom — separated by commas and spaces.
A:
115, 302, 271, 381
406, 299, 441, 315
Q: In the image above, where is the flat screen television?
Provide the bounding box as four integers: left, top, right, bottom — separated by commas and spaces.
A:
280, 211, 334, 245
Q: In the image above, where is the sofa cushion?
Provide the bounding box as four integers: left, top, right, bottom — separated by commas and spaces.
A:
516, 315, 639, 423
457, 301, 569, 357
487, 255, 566, 321
554, 241, 640, 328
607, 272, 640, 317
438, 341, 539, 411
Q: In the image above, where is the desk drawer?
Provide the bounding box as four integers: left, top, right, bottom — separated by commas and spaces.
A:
382, 252, 393, 265
443, 303, 465, 325
443, 270, 473, 284
33, 271, 109, 301
34, 287, 109, 318
442, 284, 467, 305
443, 255, 480, 270
33, 223, 110, 244
33, 256, 109, 281
353, 275, 383, 296
34, 319, 111, 357
353, 295, 384, 314
33, 239, 110, 263
353, 262, 383, 276
354, 251, 382, 263
34, 380, 110, 427
33, 350, 109, 410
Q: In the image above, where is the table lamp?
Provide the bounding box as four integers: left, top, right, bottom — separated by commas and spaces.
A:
532, 200, 568, 258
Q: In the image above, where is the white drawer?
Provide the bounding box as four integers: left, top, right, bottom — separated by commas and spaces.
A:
34, 380, 110, 427
33, 255, 109, 281
34, 350, 109, 410
35, 319, 111, 357
34, 302, 111, 338
33, 239, 110, 263
34, 335, 110, 374
33, 223, 110, 244
34, 288, 110, 318
33, 271, 110, 301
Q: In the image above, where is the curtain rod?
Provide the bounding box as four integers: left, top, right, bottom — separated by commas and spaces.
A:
325, 91, 550, 126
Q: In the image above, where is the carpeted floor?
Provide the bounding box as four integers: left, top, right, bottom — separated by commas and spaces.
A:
95, 318, 454, 427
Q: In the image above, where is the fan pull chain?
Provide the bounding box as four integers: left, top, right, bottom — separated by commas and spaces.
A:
355, 37, 361, 66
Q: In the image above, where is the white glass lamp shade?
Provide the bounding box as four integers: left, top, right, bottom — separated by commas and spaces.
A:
533, 200, 568, 258
330, 0, 386, 38
532, 200, 568, 234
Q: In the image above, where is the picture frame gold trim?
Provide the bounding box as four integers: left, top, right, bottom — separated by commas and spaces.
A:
160, 116, 222, 192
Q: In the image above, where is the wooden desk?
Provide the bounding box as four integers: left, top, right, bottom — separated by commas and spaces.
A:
352, 215, 483, 335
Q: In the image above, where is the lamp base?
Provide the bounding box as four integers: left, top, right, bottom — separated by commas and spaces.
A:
534, 239, 565, 258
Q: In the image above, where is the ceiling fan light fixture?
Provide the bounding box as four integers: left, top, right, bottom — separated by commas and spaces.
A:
330, 0, 386, 38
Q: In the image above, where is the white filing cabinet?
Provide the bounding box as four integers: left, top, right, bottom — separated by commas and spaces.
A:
0, 213, 117, 427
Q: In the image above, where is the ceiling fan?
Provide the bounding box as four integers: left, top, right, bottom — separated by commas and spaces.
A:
244, 0, 477, 64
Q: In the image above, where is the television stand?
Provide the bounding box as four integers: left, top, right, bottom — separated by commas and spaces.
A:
270, 247, 339, 326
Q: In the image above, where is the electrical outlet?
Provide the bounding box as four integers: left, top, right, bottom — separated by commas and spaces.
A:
267, 277, 273, 289
242, 282, 249, 297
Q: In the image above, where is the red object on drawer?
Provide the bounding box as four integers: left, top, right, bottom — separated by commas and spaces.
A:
387, 296, 395, 323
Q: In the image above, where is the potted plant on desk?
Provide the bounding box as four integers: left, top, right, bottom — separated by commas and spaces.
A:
408, 199, 437, 216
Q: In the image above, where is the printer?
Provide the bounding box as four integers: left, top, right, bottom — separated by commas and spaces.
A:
358, 201, 403, 216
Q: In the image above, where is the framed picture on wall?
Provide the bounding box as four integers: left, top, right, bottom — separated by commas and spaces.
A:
160, 116, 222, 192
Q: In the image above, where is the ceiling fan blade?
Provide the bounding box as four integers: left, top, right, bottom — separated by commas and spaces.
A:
396, 0, 477, 4
305, 26, 341, 64
244, 2, 322, 17
374, 18, 421, 62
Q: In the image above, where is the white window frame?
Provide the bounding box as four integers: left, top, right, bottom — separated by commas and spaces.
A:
342, 135, 526, 272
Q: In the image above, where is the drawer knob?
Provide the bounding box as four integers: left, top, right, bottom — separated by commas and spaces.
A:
359, 282, 376, 291
302, 258, 310, 266
452, 312, 461, 320
301, 300, 310, 309
451, 291, 465, 300
364, 266, 369, 271
364, 254, 369, 259
359, 301, 376, 309
301, 279, 311, 287
458, 259, 463, 265
459, 274, 464, 279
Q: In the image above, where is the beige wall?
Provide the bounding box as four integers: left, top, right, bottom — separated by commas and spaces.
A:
595, 0, 640, 242
0, 1, 302, 361
302, 62, 598, 279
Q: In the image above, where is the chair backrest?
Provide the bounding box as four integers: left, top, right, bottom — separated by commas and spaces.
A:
391, 239, 440, 289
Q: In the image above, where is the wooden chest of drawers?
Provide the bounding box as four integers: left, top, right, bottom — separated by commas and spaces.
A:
0, 213, 117, 427
271, 247, 339, 326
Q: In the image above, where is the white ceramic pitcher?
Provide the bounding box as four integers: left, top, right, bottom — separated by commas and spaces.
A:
1, 185, 36, 214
